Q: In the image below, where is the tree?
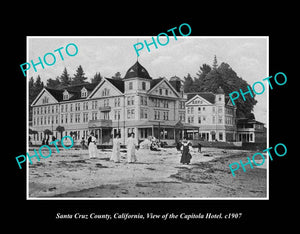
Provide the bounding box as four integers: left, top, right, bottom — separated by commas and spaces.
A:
212, 55, 218, 70
91, 72, 102, 84
35, 75, 44, 90
72, 65, 87, 85
182, 60, 257, 118
56, 126, 65, 141
194, 64, 212, 91
112, 72, 122, 80
60, 68, 71, 87
46, 77, 61, 88
183, 73, 193, 93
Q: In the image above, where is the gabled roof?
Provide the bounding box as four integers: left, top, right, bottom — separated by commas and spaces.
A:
123, 61, 152, 80
45, 87, 64, 102
105, 78, 124, 93
148, 78, 180, 98
237, 118, 265, 125
150, 78, 164, 89
187, 92, 216, 104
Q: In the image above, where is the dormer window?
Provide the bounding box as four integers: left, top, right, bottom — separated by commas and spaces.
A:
63, 90, 69, 100
81, 87, 88, 98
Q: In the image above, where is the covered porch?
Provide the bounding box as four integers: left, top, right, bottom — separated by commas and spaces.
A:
88, 119, 113, 145
136, 120, 199, 145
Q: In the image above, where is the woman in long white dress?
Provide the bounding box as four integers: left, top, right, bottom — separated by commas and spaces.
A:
126, 133, 138, 163
110, 134, 121, 162
88, 132, 98, 159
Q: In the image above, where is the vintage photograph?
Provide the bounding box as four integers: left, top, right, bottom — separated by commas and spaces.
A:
27, 36, 268, 199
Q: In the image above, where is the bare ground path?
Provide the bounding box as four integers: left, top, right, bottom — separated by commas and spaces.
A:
28, 147, 267, 198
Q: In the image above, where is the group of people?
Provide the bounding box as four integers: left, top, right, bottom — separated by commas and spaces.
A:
83, 132, 138, 163
83, 132, 200, 165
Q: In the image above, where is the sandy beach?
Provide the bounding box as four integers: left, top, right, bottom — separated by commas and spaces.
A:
28, 147, 267, 198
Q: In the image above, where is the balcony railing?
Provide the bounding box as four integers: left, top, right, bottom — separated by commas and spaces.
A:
99, 106, 111, 112
88, 119, 112, 128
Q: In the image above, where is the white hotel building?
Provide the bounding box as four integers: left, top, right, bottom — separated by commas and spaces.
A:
30, 61, 265, 145
30, 61, 198, 145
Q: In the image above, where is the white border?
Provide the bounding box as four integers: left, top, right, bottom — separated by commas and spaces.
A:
26, 36, 269, 200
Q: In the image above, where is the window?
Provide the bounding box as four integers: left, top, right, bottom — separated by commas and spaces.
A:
142, 82, 146, 90
114, 110, 120, 120
154, 98, 160, 107
83, 102, 88, 110
179, 112, 185, 122
163, 111, 169, 120
159, 89, 162, 95
165, 89, 168, 95
114, 97, 120, 107
129, 82, 133, 90
127, 109, 135, 119
219, 132, 223, 140
127, 109, 131, 119
102, 88, 109, 97
104, 112, 109, 120
198, 117, 201, 124
179, 101, 185, 109
75, 113, 80, 123
63, 91, 69, 100
140, 96, 147, 106
191, 107, 194, 114
92, 112, 98, 120
163, 100, 168, 108
104, 99, 109, 107
127, 96, 134, 106
140, 109, 147, 119
42, 96, 49, 104
83, 113, 88, 122
81, 88, 88, 97
154, 110, 160, 120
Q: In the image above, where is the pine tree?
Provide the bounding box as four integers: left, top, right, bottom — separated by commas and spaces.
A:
46, 77, 61, 88
72, 65, 87, 85
34, 75, 44, 90
91, 72, 102, 84
183, 73, 193, 93
60, 67, 71, 87
212, 55, 218, 70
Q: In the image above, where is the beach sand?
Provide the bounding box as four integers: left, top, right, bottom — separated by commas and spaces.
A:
28, 147, 267, 198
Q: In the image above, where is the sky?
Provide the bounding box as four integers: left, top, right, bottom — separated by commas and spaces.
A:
27, 36, 268, 124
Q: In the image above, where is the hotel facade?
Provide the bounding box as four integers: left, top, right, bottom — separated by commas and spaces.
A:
30, 61, 198, 145
30, 61, 265, 145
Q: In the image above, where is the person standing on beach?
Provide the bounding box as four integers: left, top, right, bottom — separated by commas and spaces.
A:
110, 134, 121, 163
180, 139, 192, 164
88, 132, 98, 159
126, 132, 138, 163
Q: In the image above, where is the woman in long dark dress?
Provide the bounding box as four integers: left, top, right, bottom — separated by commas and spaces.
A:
180, 140, 192, 164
